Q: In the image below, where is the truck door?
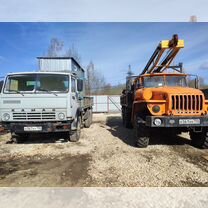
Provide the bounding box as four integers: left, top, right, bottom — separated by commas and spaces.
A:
70, 77, 79, 129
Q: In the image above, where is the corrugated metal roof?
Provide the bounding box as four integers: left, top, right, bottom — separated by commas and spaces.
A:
7, 71, 72, 75
37, 57, 84, 72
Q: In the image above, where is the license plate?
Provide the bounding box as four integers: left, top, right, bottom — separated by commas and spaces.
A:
179, 119, 200, 125
24, 126, 42, 131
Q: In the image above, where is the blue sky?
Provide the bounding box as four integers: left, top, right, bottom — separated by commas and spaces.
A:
0, 23, 208, 85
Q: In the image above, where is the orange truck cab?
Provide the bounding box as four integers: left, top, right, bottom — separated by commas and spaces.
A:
120, 35, 208, 148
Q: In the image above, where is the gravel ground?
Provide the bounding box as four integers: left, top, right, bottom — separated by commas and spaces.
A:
0, 113, 208, 187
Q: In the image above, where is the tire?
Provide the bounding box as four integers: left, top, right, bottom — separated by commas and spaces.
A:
134, 117, 150, 148
190, 128, 208, 149
70, 116, 81, 142
84, 109, 92, 128
122, 107, 132, 128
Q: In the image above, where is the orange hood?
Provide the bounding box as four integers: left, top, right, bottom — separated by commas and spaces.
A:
150, 86, 203, 95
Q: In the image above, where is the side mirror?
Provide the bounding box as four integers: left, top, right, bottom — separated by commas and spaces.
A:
0, 80, 4, 92
187, 74, 199, 89
195, 77, 199, 89
122, 89, 126, 94
77, 79, 83, 92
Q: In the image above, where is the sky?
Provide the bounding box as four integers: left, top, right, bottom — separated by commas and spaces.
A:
0, 0, 207, 21
0, 22, 208, 85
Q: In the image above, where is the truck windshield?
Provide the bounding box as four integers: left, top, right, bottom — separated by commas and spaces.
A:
165, 76, 187, 87
143, 75, 187, 88
143, 76, 165, 88
4, 74, 69, 93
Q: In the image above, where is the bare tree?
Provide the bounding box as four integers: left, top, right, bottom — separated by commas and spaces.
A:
47, 39, 108, 95
198, 77, 208, 89
187, 76, 208, 89
47, 38, 81, 63
85, 61, 106, 95
47, 38, 64, 57
65, 44, 81, 63
101, 84, 112, 95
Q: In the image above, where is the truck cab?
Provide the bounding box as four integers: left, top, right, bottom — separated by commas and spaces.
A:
120, 35, 208, 148
134, 73, 206, 117
0, 58, 93, 143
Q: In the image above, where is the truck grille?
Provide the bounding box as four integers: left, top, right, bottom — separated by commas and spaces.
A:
171, 95, 203, 114
13, 112, 56, 120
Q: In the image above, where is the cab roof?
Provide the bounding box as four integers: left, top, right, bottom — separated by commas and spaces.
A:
7, 71, 73, 76
140, 73, 187, 77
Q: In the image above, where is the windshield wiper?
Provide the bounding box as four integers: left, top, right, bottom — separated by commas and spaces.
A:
36, 88, 58, 96
8, 90, 24, 96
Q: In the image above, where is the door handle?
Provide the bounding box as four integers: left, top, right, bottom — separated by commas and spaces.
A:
72, 96, 75, 100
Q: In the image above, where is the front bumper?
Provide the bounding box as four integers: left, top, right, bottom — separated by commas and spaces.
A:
145, 116, 208, 128
4, 121, 71, 133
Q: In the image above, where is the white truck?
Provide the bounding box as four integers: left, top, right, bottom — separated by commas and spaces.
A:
0, 57, 93, 143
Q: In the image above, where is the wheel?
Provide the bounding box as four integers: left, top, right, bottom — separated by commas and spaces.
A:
122, 107, 132, 128
84, 109, 92, 128
69, 116, 81, 142
134, 117, 150, 148
190, 128, 208, 149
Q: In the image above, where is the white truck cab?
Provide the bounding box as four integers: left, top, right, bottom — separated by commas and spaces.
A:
0, 57, 93, 142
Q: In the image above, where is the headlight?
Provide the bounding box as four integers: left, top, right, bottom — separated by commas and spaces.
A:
152, 105, 160, 113
58, 113, 65, 120
154, 118, 162, 126
2, 113, 10, 121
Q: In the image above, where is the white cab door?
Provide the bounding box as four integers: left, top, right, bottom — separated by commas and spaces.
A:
70, 77, 79, 129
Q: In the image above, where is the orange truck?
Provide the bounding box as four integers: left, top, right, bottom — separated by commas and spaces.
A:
120, 34, 208, 148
